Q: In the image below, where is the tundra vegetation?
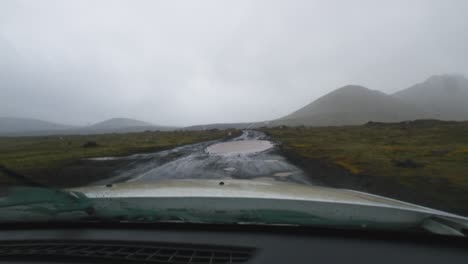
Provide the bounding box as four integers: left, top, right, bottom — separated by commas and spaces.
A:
264, 120, 468, 216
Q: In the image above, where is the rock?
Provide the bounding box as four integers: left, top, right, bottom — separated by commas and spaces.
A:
82, 141, 99, 148
392, 159, 424, 168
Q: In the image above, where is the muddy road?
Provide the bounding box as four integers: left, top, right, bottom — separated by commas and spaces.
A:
92, 130, 313, 185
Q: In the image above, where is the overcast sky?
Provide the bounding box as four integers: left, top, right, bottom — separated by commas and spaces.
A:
1, 0, 467, 126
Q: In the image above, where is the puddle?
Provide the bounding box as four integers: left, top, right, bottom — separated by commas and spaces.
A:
206, 140, 273, 155
274, 172, 293, 177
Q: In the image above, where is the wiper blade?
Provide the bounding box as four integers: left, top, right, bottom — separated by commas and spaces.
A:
0, 164, 46, 188
0, 165, 94, 216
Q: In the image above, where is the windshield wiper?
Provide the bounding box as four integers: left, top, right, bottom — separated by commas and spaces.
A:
0, 165, 95, 216
0, 164, 46, 188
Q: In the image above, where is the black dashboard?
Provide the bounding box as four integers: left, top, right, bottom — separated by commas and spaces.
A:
0, 223, 467, 263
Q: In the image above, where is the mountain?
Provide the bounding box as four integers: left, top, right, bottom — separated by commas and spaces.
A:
393, 74, 468, 120
274, 85, 429, 126
4, 74, 467, 134
87, 118, 153, 130
0, 117, 176, 136
0, 117, 74, 135
73, 118, 175, 134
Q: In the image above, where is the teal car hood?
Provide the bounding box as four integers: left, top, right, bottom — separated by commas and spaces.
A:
1, 179, 467, 236
70, 179, 468, 236
72, 179, 454, 215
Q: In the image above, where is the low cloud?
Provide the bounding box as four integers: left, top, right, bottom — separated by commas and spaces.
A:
1, 0, 467, 126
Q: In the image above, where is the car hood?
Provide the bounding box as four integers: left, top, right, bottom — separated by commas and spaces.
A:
71, 180, 468, 236
2, 180, 467, 236
71, 179, 452, 215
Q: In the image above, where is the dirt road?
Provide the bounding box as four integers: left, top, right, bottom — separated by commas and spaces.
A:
93, 130, 313, 185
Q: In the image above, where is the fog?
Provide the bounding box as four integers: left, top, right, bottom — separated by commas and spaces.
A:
1, 0, 467, 126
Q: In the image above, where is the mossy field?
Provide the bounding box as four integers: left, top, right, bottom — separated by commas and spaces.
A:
264, 120, 468, 216
0, 129, 239, 187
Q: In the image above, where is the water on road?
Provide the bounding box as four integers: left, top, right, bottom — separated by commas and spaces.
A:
93, 130, 312, 185
206, 140, 273, 155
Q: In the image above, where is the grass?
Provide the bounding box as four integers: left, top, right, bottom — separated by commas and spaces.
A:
264, 120, 468, 215
0, 129, 239, 186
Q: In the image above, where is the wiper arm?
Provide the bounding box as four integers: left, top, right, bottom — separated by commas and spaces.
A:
0, 165, 94, 216
0, 164, 46, 188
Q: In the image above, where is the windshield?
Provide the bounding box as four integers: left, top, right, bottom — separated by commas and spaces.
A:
1, 0, 468, 237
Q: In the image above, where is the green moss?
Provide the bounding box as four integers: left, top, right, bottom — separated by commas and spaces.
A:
264, 121, 468, 207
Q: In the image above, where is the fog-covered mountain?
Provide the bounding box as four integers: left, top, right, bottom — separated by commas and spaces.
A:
79, 118, 175, 134
272, 74, 468, 127
87, 118, 152, 130
0, 117, 75, 135
393, 74, 468, 120
274, 85, 429, 126
0, 117, 175, 136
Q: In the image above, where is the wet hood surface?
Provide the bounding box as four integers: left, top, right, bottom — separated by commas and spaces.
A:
2, 180, 467, 236
72, 179, 452, 216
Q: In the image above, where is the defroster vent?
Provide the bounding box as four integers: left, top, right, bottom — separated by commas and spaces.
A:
0, 241, 254, 263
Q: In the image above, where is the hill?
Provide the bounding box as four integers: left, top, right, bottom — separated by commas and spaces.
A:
393, 74, 468, 120
274, 85, 428, 126
0, 117, 176, 136
87, 118, 154, 130
0, 117, 74, 135
68, 118, 176, 134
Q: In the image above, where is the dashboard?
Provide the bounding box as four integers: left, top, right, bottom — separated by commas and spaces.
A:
0, 223, 467, 263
